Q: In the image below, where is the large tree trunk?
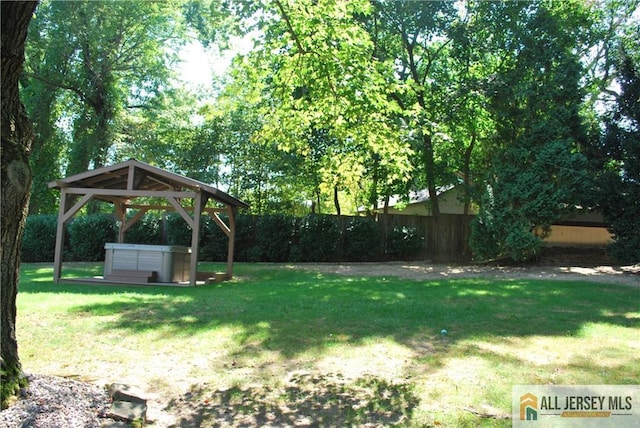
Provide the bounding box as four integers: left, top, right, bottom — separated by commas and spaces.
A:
1, 0, 38, 409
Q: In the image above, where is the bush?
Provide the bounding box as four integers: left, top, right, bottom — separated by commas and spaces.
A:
123, 212, 162, 245
200, 215, 229, 261
469, 207, 503, 261
607, 231, 640, 265
44, 210, 431, 264
67, 214, 117, 261
343, 217, 382, 261
505, 227, 544, 262
387, 226, 424, 259
233, 214, 257, 262
293, 214, 341, 262
164, 212, 193, 246
254, 214, 295, 262
22, 214, 58, 262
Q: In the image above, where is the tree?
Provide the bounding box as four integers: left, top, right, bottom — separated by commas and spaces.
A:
470, 1, 595, 261
1, 0, 38, 408
594, 50, 640, 263
114, 87, 222, 182
223, 1, 497, 219
364, 1, 460, 218
23, 0, 185, 213
20, 0, 75, 214
224, 0, 413, 215
580, 0, 640, 263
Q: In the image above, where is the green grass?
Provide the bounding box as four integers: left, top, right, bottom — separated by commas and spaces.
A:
16, 262, 640, 427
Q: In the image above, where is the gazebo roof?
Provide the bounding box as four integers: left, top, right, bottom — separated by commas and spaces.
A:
48, 158, 248, 209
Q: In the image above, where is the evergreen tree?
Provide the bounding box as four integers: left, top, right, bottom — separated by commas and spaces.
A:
596, 51, 640, 263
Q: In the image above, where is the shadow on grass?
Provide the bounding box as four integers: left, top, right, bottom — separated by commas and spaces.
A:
19, 263, 640, 426
20, 263, 640, 358
164, 373, 418, 428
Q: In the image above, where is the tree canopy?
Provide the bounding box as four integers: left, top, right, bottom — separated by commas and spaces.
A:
21, 0, 640, 262
24, 0, 186, 213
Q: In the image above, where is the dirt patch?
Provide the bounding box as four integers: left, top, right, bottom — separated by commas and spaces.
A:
288, 260, 640, 287
165, 372, 418, 427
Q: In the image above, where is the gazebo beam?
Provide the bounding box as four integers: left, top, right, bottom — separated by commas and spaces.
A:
166, 196, 194, 229
115, 202, 126, 243
61, 187, 197, 199
115, 204, 150, 243
122, 207, 149, 234
210, 212, 231, 237
123, 204, 226, 214
61, 193, 93, 223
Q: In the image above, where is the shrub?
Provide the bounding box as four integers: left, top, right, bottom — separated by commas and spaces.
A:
161, 212, 257, 261
294, 214, 341, 262
608, 232, 640, 265
67, 214, 117, 261
164, 212, 193, 246
387, 226, 424, 259
123, 212, 162, 245
254, 214, 295, 262
343, 217, 382, 261
234, 214, 257, 262
505, 227, 544, 262
200, 215, 229, 261
22, 214, 58, 262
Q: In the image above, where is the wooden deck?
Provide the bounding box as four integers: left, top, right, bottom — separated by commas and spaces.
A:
58, 271, 229, 287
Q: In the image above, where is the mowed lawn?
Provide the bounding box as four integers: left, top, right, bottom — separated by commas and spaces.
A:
16, 263, 640, 427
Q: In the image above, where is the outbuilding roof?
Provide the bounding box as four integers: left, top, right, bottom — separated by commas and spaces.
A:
48, 158, 248, 209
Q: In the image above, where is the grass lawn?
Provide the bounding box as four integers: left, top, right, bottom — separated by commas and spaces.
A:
16, 262, 640, 427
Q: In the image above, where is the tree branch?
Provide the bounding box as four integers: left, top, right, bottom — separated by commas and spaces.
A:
22, 72, 86, 101
273, 0, 308, 55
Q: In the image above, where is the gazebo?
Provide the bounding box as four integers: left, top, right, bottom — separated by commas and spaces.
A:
48, 159, 249, 286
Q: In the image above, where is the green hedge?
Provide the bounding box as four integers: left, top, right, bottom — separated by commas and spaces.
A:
386, 226, 424, 259
344, 216, 382, 261
22, 212, 424, 263
22, 214, 58, 262
164, 212, 193, 246
233, 214, 257, 262
67, 214, 117, 261
123, 212, 162, 245
199, 215, 227, 262
292, 214, 341, 262
254, 214, 295, 262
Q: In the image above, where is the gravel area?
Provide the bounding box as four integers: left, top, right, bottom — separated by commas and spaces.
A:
291, 261, 640, 287
0, 374, 110, 428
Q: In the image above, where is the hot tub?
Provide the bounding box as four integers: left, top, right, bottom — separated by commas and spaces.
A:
104, 243, 191, 283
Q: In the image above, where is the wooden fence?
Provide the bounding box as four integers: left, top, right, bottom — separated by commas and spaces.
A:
377, 213, 475, 263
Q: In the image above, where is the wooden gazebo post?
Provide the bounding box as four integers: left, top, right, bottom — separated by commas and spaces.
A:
189, 191, 206, 286
226, 206, 237, 279
52, 189, 93, 282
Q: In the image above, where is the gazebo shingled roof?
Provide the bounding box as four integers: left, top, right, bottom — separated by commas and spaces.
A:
48, 158, 249, 285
